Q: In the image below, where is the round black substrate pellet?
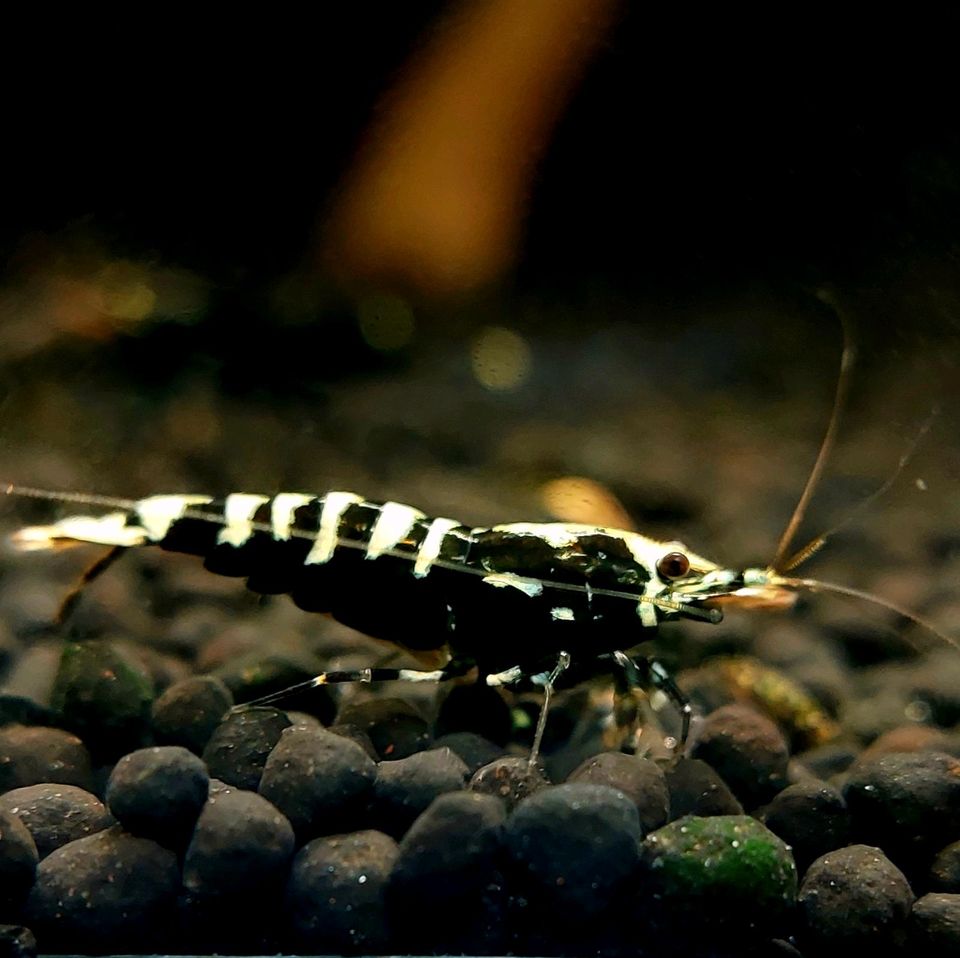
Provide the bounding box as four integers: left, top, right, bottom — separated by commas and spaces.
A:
387, 791, 507, 953
24, 824, 179, 953
469, 755, 549, 811
105, 745, 209, 848
285, 829, 399, 954
0, 725, 93, 793
690, 704, 790, 808
258, 725, 378, 840
502, 782, 643, 920
566, 751, 670, 832
0, 809, 37, 916
843, 751, 960, 880
798, 844, 914, 953
0, 783, 113, 858
182, 783, 295, 900
758, 780, 851, 875
201, 706, 291, 791
663, 756, 744, 819
909, 892, 960, 954
371, 746, 469, 838
150, 674, 233, 754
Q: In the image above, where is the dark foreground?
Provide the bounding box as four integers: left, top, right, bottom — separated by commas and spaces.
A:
0, 588, 959, 958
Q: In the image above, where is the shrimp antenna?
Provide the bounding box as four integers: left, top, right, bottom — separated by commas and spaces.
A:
778, 406, 938, 573
3, 483, 139, 512
771, 293, 856, 574
773, 574, 959, 654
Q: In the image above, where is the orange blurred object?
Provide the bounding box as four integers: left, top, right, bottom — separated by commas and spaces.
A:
324, 0, 619, 296
540, 475, 636, 530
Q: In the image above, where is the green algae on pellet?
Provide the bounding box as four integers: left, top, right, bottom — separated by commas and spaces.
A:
640, 814, 797, 940
50, 641, 154, 758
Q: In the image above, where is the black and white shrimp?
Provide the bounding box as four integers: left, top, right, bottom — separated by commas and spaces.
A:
2, 328, 949, 756
7, 487, 788, 745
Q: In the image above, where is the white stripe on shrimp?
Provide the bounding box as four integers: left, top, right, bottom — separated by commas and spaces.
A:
137, 495, 212, 541
414, 517, 462, 577
365, 501, 426, 560
217, 494, 270, 548
305, 491, 362, 565
270, 493, 314, 541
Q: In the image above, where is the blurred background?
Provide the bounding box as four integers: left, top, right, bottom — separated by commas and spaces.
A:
2, 2, 960, 665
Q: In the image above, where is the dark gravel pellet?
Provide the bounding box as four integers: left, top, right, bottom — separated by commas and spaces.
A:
0, 622, 19, 671
0, 784, 113, 858
697, 653, 841, 752
387, 791, 506, 952
25, 824, 179, 953
639, 815, 797, 943
469, 756, 549, 811
785, 757, 822, 787
258, 726, 377, 839
50, 640, 154, 759
793, 741, 858, 779
798, 844, 913, 951
105, 745, 209, 848
858, 723, 954, 760
283, 711, 324, 730
567, 751, 669, 832
337, 697, 432, 759
0, 809, 37, 914
177, 780, 293, 953
327, 722, 380, 760
759, 780, 851, 874
0, 924, 37, 958
843, 751, 960, 876
119, 640, 190, 695
0, 696, 57, 731
664, 756, 744, 819
909, 892, 960, 954
371, 746, 469, 837
182, 784, 295, 899
150, 675, 233, 754
930, 840, 960, 892
0, 644, 60, 714
432, 731, 504, 774
0, 725, 93, 793
501, 783, 643, 920
192, 622, 265, 672
201, 706, 291, 790
690, 703, 790, 807
0, 574, 63, 640
285, 829, 399, 954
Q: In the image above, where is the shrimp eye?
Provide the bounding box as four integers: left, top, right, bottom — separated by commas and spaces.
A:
657, 551, 690, 580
